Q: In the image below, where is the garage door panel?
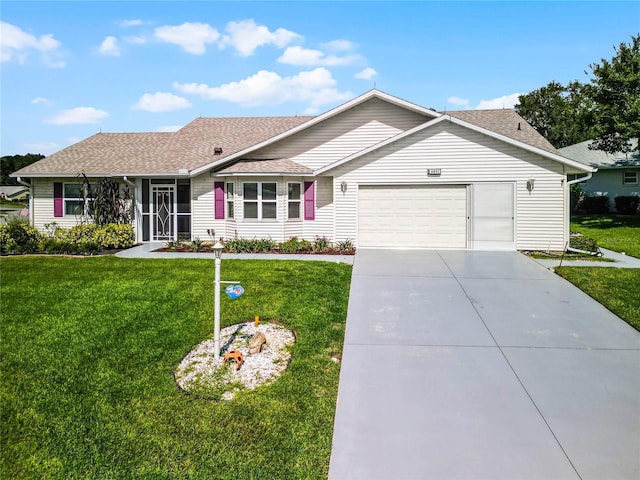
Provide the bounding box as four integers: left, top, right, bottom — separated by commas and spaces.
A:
358, 185, 467, 248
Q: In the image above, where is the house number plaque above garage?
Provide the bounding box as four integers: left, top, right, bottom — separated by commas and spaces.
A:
427, 169, 442, 177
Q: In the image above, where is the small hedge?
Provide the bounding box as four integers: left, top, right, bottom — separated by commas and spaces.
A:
164, 236, 356, 255
569, 235, 599, 253
576, 194, 610, 214
0, 221, 134, 255
614, 196, 640, 215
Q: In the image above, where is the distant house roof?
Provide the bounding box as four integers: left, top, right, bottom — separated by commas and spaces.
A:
0, 185, 29, 199
558, 140, 639, 169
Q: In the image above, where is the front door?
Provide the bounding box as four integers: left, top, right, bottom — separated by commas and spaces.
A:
152, 185, 175, 241
472, 183, 515, 250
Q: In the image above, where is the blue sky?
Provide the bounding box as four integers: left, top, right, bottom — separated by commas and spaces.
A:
1, 1, 638, 157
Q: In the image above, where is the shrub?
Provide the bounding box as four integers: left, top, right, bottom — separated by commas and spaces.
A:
335, 239, 356, 254
224, 238, 276, 253
0, 220, 43, 254
279, 237, 312, 253
576, 194, 610, 214
569, 235, 599, 253
66, 224, 99, 243
94, 224, 135, 249
313, 236, 331, 253
40, 238, 101, 255
614, 196, 640, 215
190, 238, 204, 252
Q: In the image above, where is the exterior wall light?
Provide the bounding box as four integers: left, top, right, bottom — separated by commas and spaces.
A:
340, 181, 348, 193
526, 178, 535, 192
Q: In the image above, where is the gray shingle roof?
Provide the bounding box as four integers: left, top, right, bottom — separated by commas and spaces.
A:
445, 109, 558, 154
558, 140, 639, 168
13, 116, 314, 176
217, 158, 313, 175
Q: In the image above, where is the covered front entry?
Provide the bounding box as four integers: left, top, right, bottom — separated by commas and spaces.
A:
358, 184, 468, 248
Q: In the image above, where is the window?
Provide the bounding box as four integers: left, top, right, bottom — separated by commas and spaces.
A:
243, 182, 277, 220
64, 183, 93, 216
226, 182, 235, 219
287, 183, 301, 219
623, 171, 638, 185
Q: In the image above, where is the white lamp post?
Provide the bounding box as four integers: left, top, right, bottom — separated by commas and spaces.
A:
213, 241, 224, 359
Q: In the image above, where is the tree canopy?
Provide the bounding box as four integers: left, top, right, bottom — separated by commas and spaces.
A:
0, 154, 45, 185
516, 34, 639, 153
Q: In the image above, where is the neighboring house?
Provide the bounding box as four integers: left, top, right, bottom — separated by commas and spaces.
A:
559, 140, 640, 211
0, 185, 29, 202
12, 90, 593, 251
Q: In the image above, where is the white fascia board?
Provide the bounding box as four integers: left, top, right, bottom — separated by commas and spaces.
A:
189, 90, 442, 177
11, 172, 191, 178
211, 172, 315, 177
316, 116, 449, 175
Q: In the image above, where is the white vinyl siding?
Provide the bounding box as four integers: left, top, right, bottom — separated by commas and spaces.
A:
251, 97, 428, 170
358, 185, 467, 248
330, 122, 567, 251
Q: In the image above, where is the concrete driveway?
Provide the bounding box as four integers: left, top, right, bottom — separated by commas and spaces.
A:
328, 250, 640, 480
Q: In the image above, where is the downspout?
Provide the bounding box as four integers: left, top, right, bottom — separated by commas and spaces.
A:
16, 177, 33, 225
565, 172, 594, 254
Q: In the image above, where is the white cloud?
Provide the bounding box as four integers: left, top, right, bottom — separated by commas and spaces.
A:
132, 92, 192, 112
355, 67, 377, 80
322, 39, 356, 51
220, 19, 301, 56
124, 35, 147, 45
156, 125, 183, 132
174, 67, 352, 108
0, 21, 65, 67
98, 36, 120, 56
120, 19, 143, 28
45, 107, 109, 125
277, 45, 360, 66
154, 22, 220, 55
447, 96, 469, 107
475, 93, 522, 110
23, 141, 59, 154
31, 97, 52, 106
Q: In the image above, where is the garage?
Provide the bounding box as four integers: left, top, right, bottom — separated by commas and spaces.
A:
358, 184, 467, 248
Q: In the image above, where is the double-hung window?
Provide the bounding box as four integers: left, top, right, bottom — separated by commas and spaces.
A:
226, 182, 235, 219
623, 171, 638, 186
287, 183, 301, 219
64, 183, 93, 216
243, 182, 277, 220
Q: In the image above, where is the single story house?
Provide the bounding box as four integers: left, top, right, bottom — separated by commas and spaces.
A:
558, 140, 639, 211
12, 90, 594, 250
0, 185, 29, 202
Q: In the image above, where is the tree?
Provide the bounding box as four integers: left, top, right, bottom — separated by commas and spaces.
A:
0, 154, 45, 185
515, 81, 598, 148
587, 34, 640, 154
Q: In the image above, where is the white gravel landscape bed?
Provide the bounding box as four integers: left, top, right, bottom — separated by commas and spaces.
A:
175, 322, 296, 400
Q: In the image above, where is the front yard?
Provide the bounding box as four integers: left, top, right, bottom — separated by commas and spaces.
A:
0, 257, 352, 479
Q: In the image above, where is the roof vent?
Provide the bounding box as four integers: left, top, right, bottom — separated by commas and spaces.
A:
517, 122, 522, 131
214, 147, 223, 155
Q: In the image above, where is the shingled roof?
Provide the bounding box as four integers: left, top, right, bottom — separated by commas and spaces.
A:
14, 116, 314, 176
217, 158, 313, 175
445, 109, 558, 154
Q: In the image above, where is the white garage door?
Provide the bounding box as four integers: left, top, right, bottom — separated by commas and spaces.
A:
358, 185, 467, 248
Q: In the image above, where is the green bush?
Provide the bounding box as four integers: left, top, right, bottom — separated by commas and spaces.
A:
224, 238, 276, 253
569, 235, 599, 253
65, 224, 100, 243
614, 196, 640, 215
313, 236, 331, 253
94, 224, 135, 249
0, 220, 43, 254
335, 238, 356, 254
40, 238, 101, 255
278, 237, 312, 253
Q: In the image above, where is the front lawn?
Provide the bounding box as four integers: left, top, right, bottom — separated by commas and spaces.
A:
556, 267, 640, 331
571, 214, 640, 258
0, 257, 352, 479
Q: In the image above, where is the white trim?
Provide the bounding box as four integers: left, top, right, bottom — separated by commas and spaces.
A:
623, 170, 638, 185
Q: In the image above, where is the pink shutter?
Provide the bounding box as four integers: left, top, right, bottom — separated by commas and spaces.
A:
54, 182, 63, 217
214, 181, 225, 219
304, 181, 315, 220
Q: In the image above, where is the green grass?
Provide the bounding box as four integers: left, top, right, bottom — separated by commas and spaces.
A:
0, 256, 352, 479
556, 267, 640, 331
571, 214, 640, 258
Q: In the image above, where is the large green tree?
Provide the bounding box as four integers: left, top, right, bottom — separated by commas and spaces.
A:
515, 81, 598, 148
587, 34, 640, 154
0, 154, 44, 185
515, 34, 639, 153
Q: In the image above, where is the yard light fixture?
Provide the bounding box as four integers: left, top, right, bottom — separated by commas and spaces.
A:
526, 178, 535, 192
340, 181, 347, 193
213, 241, 224, 359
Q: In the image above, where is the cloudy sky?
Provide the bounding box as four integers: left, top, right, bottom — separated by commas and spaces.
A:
1, 1, 638, 156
